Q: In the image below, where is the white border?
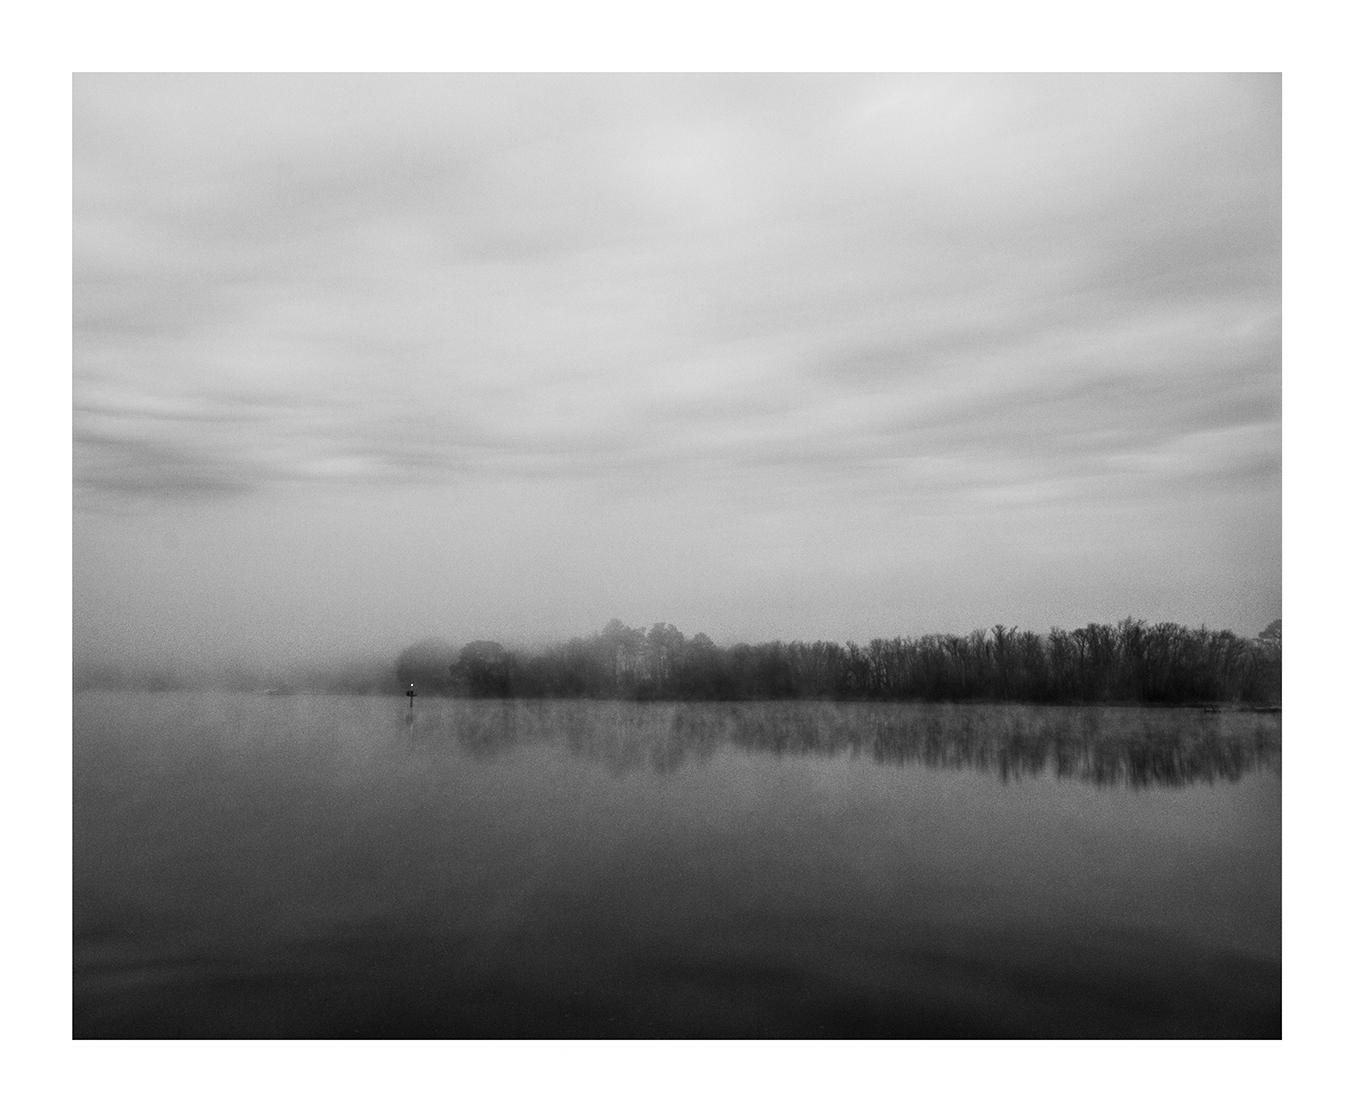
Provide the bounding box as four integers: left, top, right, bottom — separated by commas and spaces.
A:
13, 2, 1349, 1108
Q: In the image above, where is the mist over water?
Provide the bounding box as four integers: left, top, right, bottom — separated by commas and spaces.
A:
74, 694, 1280, 1038
72, 73, 1283, 1042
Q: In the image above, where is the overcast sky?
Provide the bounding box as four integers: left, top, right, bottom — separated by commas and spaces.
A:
73, 73, 1279, 669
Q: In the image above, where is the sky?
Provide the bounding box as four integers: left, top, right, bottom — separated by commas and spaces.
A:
73, 73, 1280, 670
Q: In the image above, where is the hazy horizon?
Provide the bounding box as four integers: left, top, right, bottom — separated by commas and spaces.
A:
73, 612, 1277, 682
74, 74, 1280, 672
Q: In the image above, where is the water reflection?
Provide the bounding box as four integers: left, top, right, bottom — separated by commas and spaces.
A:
405, 701, 1280, 788
74, 692, 1282, 1037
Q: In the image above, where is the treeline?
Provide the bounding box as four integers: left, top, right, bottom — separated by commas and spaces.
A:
397, 618, 1281, 706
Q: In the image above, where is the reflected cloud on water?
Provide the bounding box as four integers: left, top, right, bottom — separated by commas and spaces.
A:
402, 700, 1280, 788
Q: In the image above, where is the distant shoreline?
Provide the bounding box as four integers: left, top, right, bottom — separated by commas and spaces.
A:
72, 687, 1280, 714
75, 616, 1281, 709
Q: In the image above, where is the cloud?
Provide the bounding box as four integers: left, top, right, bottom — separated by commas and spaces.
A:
72, 74, 1281, 659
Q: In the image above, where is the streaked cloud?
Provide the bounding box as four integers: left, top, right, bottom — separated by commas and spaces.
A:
73, 74, 1280, 664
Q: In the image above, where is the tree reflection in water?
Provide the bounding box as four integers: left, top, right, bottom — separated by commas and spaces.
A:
410, 700, 1279, 788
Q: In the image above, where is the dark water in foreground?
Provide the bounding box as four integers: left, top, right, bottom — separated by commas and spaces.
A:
73, 695, 1281, 1038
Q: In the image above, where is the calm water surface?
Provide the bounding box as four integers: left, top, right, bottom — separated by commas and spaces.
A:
73, 694, 1280, 1038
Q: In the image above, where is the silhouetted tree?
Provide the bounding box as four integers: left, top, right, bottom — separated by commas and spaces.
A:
395, 638, 458, 694
387, 617, 1280, 706
455, 640, 513, 697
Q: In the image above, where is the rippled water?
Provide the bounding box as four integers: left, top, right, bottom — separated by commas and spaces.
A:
73, 694, 1281, 1038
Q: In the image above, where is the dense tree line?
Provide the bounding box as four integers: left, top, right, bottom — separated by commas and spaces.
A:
397, 617, 1281, 706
